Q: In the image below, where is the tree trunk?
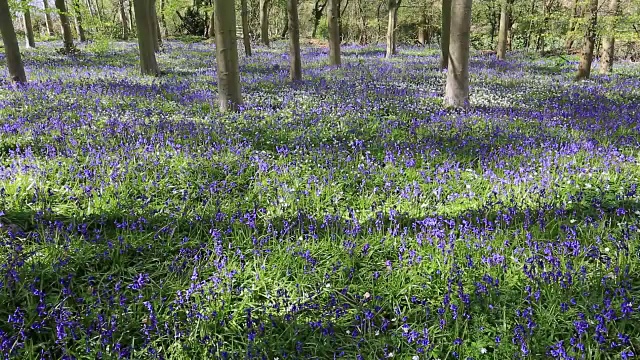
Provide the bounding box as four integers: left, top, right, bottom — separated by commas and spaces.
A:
599, 0, 619, 74
444, 0, 472, 107
565, 0, 579, 49
209, 11, 216, 39
119, 0, 129, 39
133, 0, 159, 75
440, 0, 452, 69
260, 0, 271, 46
356, 0, 367, 44
23, 8, 36, 48
129, 0, 134, 32
152, 3, 162, 49
214, 0, 243, 111
0, 0, 27, 82
241, 0, 252, 56
96, 0, 105, 21
43, 0, 55, 36
288, 0, 302, 81
160, 0, 168, 37
385, 0, 401, 58
328, 0, 341, 66
85, 0, 96, 17
281, 9, 289, 38
55, 0, 75, 51
418, 10, 427, 45
146, 0, 160, 51
496, 0, 508, 60
575, 0, 598, 80
74, 0, 86, 42
312, 0, 326, 38
339, 0, 348, 40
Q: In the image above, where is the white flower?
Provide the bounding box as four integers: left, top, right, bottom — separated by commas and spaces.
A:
387, 352, 394, 358
480, 348, 487, 354
604, 247, 610, 253
412, 356, 420, 360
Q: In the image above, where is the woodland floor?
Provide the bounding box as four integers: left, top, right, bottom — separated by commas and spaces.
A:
0, 40, 640, 359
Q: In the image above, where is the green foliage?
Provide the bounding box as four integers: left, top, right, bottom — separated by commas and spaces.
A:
175, 6, 208, 36
85, 37, 113, 55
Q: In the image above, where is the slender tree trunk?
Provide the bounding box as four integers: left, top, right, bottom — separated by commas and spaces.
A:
0, 0, 27, 82
385, 0, 401, 58
133, 0, 159, 75
599, 0, 619, 74
209, 11, 216, 39
339, 0, 348, 40
23, 8, 36, 48
241, 0, 252, 56
444, 0, 472, 107
312, 0, 326, 38
260, 0, 271, 46
356, 0, 367, 44
74, 0, 86, 42
214, 0, 243, 111
43, 0, 55, 36
496, 0, 508, 59
524, 0, 535, 49
152, 4, 162, 49
440, 0, 452, 69
575, 0, 598, 80
55, 0, 75, 51
85, 0, 96, 17
119, 0, 129, 39
328, 0, 341, 66
96, 0, 105, 21
565, 0, 579, 49
281, 9, 289, 38
160, 0, 168, 37
418, 10, 427, 45
129, 0, 134, 32
287, 0, 302, 81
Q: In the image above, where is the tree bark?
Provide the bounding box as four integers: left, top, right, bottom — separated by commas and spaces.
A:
151, 2, 162, 50
496, 0, 508, 60
23, 8, 36, 48
55, 0, 75, 51
214, 0, 243, 112
241, 0, 252, 56
260, 0, 271, 46
73, 0, 86, 42
281, 9, 289, 38
356, 0, 367, 44
0, 0, 27, 82
119, 0, 129, 39
133, 0, 159, 75
565, 0, 579, 49
160, 0, 168, 37
444, 0, 472, 108
385, 0, 401, 58
328, 0, 341, 66
418, 9, 427, 45
288, 0, 302, 81
85, 0, 96, 17
440, 0, 452, 69
209, 11, 216, 39
129, 0, 134, 32
43, 0, 55, 36
312, 0, 327, 38
599, 0, 619, 74
575, 0, 598, 80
